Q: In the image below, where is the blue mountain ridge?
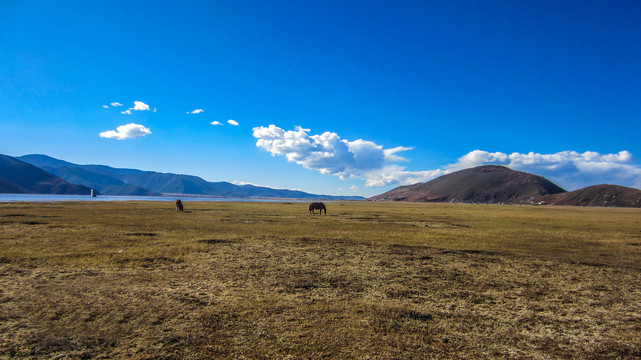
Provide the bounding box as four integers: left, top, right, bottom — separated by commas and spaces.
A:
17, 154, 364, 200
0, 154, 93, 195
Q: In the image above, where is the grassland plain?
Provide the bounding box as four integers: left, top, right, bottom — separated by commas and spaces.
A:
0, 201, 640, 359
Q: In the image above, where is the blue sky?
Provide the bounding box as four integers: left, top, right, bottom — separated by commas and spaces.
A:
1, 0, 640, 197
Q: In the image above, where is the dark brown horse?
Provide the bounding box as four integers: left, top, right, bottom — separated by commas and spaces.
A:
175, 199, 184, 212
309, 202, 326, 215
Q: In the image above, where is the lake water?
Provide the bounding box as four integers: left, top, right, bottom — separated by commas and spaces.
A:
0, 194, 308, 203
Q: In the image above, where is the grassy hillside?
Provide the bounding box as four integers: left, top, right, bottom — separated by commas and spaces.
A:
1, 201, 640, 358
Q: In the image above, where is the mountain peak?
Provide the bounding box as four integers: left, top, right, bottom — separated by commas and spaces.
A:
0, 154, 93, 195
16, 154, 364, 200
370, 165, 566, 204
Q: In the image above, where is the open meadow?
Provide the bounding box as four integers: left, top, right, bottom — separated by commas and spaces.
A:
1, 201, 640, 359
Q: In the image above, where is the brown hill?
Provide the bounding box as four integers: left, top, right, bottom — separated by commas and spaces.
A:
542, 184, 641, 208
370, 165, 566, 204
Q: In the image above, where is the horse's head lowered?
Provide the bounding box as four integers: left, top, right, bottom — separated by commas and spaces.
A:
309, 202, 326, 215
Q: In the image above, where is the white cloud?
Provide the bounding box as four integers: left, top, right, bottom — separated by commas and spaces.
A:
210, 121, 222, 126
252, 124, 641, 190
362, 166, 448, 187
253, 125, 424, 186
99, 123, 151, 140
132, 101, 150, 111
188, 109, 204, 114
446, 149, 641, 190
227, 119, 239, 126
350, 185, 359, 192
364, 149, 641, 189
103, 101, 152, 114
233, 181, 262, 186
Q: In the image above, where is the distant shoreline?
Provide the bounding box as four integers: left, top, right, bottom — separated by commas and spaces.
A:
0, 194, 333, 203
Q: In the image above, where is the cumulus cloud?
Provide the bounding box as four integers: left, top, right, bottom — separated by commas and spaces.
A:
447, 149, 641, 190
103, 101, 153, 114
252, 125, 641, 190
99, 123, 151, 140
188, 109, 204, 114
253, 125, 428, 186
361, 166, 448, 187
132, 101, 150, 111
451, 150, 635, 172
373, 149, 641, 189
212, 119, 239, 126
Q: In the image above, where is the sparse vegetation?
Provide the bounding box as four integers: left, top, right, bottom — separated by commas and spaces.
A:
1, 201, 640, 359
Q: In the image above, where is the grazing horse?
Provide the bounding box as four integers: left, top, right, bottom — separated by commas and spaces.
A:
309, 202, 326, 215
175, 199, 184, 212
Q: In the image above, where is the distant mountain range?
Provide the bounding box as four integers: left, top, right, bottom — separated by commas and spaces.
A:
370, 165, 641, 208
4, 154, 640, 207
11, 154, 364, 200
0, 154, 93, 195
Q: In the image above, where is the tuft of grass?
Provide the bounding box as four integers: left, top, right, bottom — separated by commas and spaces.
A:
1, 201, 640, 358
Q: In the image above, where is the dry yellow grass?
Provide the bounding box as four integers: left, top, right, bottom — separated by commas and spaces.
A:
1, 201, 640, 359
